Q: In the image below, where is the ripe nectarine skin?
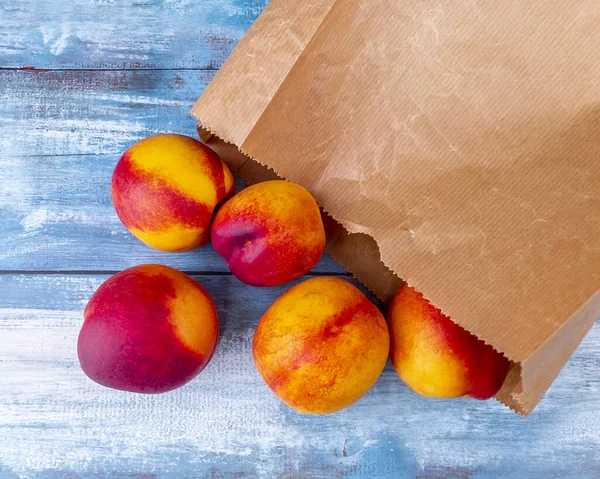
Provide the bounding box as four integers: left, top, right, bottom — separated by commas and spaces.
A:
252, 277, 390, 414
211, 180, 326, 287
388, 284, 510, 400
111, 134, 234, 252
78, 264, 219, 393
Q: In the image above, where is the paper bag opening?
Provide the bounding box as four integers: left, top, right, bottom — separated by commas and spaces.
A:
192, 0, 600, 414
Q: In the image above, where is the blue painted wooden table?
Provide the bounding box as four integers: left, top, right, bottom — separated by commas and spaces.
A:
1, 2, 599, 478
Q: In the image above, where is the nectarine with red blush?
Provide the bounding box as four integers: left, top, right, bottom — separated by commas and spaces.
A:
111, 134, 234, 252
253, 277, 389, 414
388, 284, 510, 400
78, 264, 219, 393
211, 180, 326, 287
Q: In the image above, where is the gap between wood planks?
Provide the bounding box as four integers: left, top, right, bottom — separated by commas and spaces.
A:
0, 270, 353, 276
0, 66, 220, 72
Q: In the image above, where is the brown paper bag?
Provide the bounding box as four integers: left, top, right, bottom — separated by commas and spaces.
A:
192, 0, 600, 414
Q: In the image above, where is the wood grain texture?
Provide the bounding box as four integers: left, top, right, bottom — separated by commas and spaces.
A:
0, 0, 267, 70
1, 273, 600, 479
0, 69, 213, 157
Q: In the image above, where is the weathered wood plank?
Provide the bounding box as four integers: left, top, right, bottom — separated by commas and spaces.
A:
0, 0, 268, 70
0, 69, 345, 273
1, 273, 600, 478
0, 69, 212, 157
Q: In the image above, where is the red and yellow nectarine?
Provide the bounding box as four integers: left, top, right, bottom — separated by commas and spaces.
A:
111, 134, 234, 252
253, 277, 390, 414
211, 180, 326, 287
78, 264, 219, 393
388, 284, 510, 400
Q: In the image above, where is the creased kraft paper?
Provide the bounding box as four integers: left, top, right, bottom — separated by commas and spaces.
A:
193, 0, 600, 414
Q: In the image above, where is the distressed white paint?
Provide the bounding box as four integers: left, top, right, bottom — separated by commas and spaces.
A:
20, 208, 90, 232
0, 70, 211, 159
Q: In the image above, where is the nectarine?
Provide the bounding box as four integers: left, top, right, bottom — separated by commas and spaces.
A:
253, 277, 389, 414
211, 180, 326, 287
388, 284, 510, 400
78, 264, 219, 393
111, 134, 234, 252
